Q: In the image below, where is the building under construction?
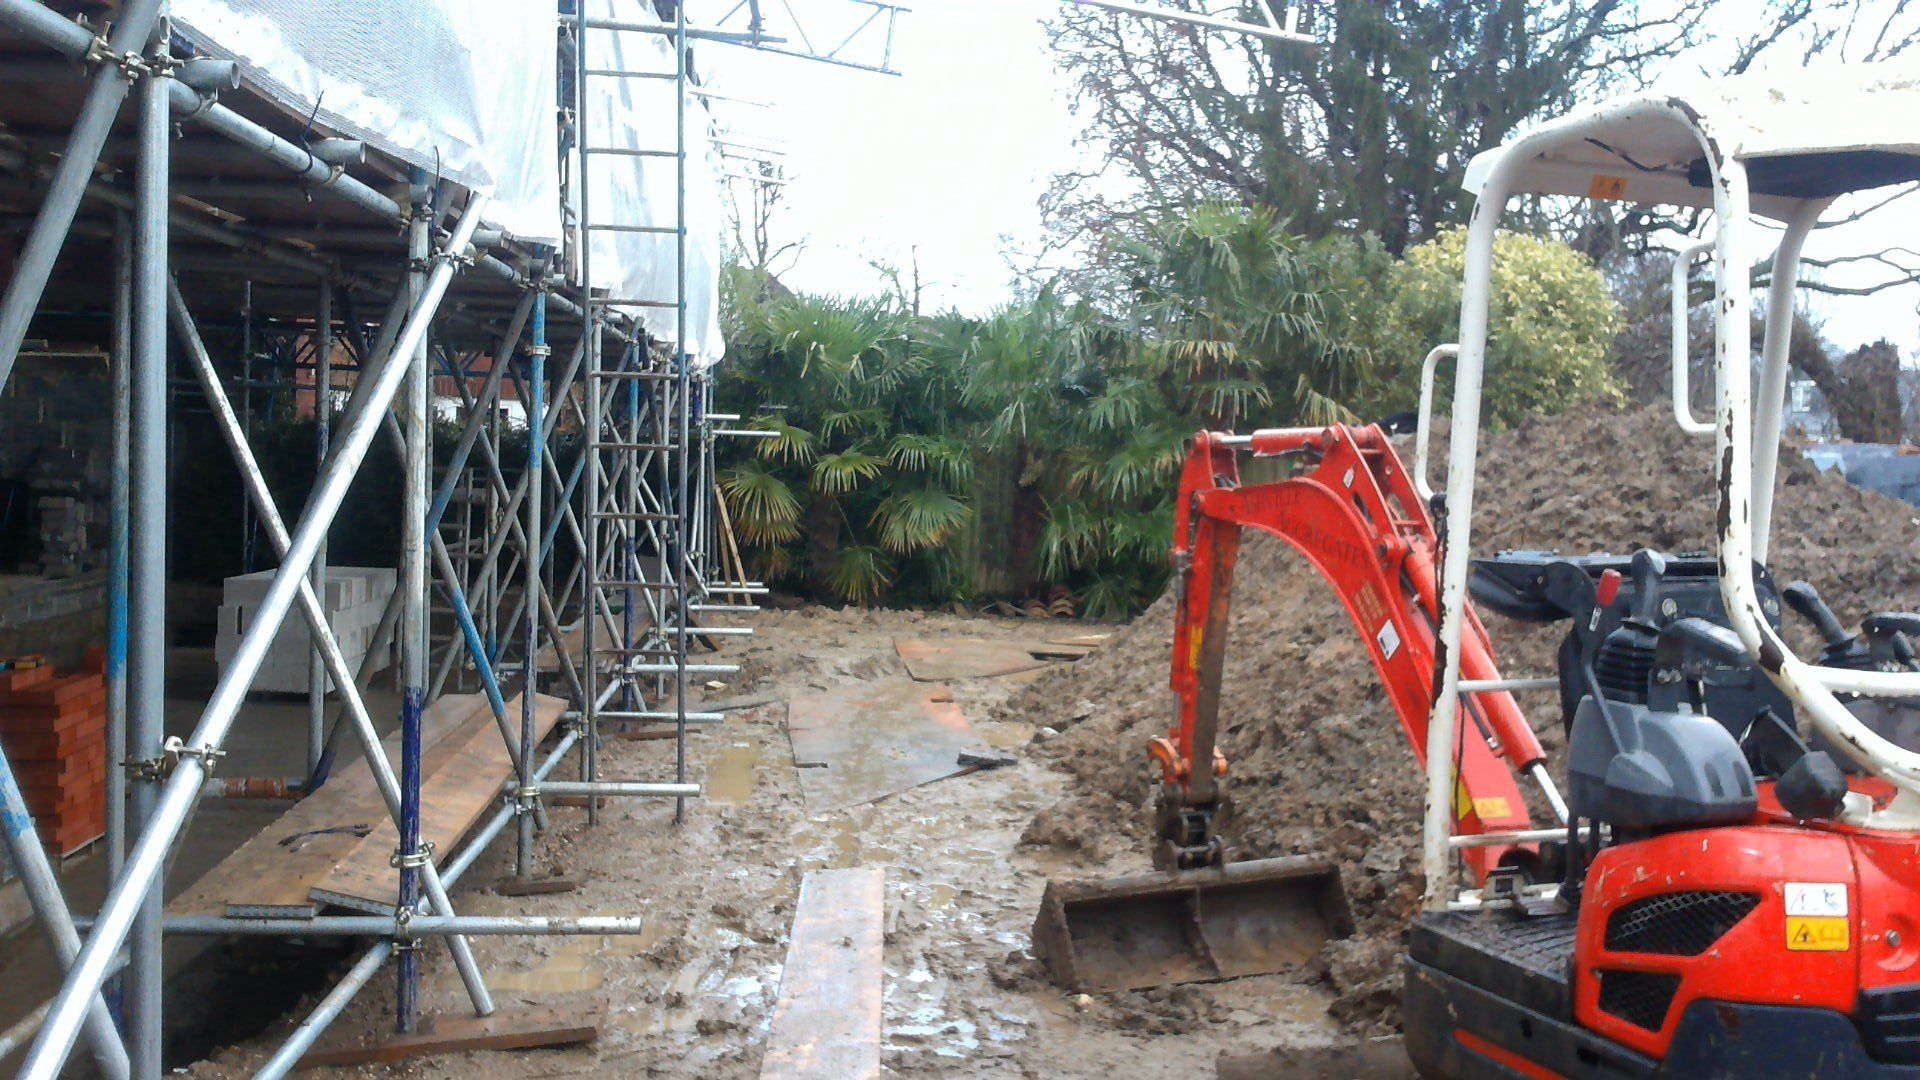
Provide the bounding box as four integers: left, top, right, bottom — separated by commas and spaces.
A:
0, 0, 868, 1073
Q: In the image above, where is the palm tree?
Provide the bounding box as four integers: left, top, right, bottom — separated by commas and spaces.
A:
715, 289, 976, 603
716, 203, 1361, 615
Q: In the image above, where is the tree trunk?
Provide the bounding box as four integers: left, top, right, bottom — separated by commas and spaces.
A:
1797, 336, 1904, 444
1007, 440, 1044, 600
804, 494, 840, 597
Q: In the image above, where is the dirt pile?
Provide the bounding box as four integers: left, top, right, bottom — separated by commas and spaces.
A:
1011, 402, 1920, 1031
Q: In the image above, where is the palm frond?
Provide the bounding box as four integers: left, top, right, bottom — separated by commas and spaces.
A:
887, 433, 974, 487
1037, 500, 1105, 580
827, 545, 894, 605
809, 448, 887, 495
872, 487, 972, 553
818, 407, 887, 439
749, 417, 818, 464
719, 460, 802, 544
1079, 573, 1144, 622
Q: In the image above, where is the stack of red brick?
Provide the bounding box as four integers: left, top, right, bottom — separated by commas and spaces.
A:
0, 653, 107, 857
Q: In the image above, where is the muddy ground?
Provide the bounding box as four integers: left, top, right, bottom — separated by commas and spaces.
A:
189, 605, 1375, 1078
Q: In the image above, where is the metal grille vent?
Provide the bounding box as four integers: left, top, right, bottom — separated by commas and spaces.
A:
1604, 890, 1760, 956
1857, 984, 1920, 1064
1595, 640, 1654, 703
1597, 970, 1681, 1032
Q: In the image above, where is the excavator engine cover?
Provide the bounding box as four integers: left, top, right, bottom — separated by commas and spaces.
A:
1030, 856, 1352, 992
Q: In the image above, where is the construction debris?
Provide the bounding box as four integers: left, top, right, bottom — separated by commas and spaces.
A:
292, 1004, 602, 1069
957, 747, 1018, 770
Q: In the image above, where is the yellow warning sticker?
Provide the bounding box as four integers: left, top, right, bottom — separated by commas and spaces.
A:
1588, 175, 1628, 200
1786, 915, 1850, 951
1473, 797, 1512, 821
1453, 777, 1473, 821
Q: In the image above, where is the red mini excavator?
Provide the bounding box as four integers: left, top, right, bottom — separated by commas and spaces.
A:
1034, 66, 1920, 1078
1037, 418, 1920, 1076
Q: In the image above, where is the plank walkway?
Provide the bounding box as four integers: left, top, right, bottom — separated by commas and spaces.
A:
169, 691, 566, 918
761, 867, 884, 1080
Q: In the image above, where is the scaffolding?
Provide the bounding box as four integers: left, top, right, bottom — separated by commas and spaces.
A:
0, 0, 894, 1074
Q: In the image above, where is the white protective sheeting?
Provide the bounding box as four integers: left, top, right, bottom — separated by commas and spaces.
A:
170, 0, 562, 243
1463, 58, 1920, 220
577, 0, 729, 366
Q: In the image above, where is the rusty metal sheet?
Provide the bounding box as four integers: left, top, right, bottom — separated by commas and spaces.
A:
762, 867, 884, 1080
785, 680, 977, 812
893, 637, 1051, 681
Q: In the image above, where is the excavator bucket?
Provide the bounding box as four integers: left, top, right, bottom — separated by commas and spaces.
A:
1030, 856, 1352, 992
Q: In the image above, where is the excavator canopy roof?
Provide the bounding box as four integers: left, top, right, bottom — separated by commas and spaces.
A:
1464, 59, 1920, 220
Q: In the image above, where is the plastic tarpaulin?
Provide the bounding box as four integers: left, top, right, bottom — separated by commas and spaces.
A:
170, 0, 562, 244
576, 0, 728, 366
167, 0, 726, 363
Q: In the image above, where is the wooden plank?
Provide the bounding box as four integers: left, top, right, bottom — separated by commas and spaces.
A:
1027, 644, 1095, 661
167, 695, 483, 919
761, 868, 884, 1080
495, 877, 578, 897
893, 638, 1050, 681
1049, 632, 1111, 649
628, 692, 784, 717
311, 691, 566, 911
294, 1004, 600, 1069
785, 681, 975, 812
535, 623, 586, 674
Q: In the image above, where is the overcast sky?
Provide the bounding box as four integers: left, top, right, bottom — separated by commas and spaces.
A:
695, 1, 1920, 353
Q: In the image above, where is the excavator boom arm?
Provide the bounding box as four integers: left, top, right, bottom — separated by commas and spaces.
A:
1160, 425, 1546, 880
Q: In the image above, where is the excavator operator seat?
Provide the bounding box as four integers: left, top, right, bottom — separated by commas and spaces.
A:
1566, 696, 1759, 828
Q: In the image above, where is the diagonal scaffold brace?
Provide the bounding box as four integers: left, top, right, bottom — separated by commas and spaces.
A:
17, 196, 493, 1080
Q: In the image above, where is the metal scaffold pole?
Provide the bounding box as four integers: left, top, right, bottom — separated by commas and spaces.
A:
126, 9, 171, 1072
107, 213, 131, 881
310, 278, 333, 779
0, 0, 167, 393
519, 287, 548, 879
671, 0, 692, 824
396, 172, 431, 1035
575, 1, 601, 826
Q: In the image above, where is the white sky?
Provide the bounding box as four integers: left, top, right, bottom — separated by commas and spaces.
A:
698, 0, 1075, 313
694, 1, 1920, 353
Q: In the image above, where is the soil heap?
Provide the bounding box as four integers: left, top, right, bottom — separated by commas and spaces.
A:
1011, 403, 1920, 1031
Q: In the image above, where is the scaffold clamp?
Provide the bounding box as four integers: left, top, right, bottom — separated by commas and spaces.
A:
513, 783, 542, 814
388, 840, 437, 870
